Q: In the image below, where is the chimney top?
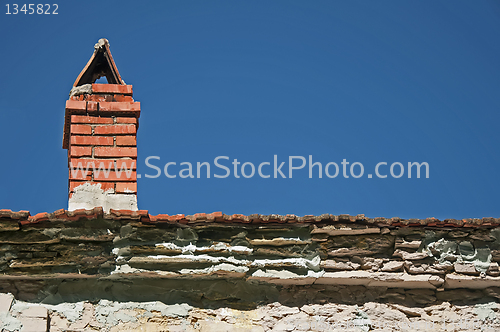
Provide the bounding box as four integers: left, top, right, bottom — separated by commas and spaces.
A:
73, 38, 124, 87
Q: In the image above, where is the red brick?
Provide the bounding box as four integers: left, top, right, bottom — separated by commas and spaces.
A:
94, 171, 137, 181
92, 84, 133, 95
116, 159, 137, 170
94, 147, 137, 158
99, 101, 140, 113
70, 159, 115, 170
71, 136, 113, 146
66, 100, 86, 111
116, 117, 137, 124
70, 159, 136, 170
69, 169, 91, 180
83, 95, 134, 102
87, 101, 98, 112
70, 124, 92, 135
71, 115, 113, 124
84, 95, 108, 102
113, 95, 134, 102
94, 125, 136, 135
116, 182, 137, 193
69, 181, 114, 192
116, 136, 136, 146
69, 146, 92, 157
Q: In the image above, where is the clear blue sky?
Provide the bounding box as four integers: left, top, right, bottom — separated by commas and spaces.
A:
1, 1, 499, 219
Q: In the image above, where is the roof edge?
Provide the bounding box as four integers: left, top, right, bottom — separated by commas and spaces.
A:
1, 208, 499, 228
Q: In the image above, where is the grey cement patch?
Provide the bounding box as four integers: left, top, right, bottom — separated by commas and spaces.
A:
44, 302, 85, 322
113, 310, 137, 323
474, 248, 492, 274
10, 301, 30, 314
0, 312, 22, 331
41, 228, 61, 238
94, 300, 192, 326
352, 308, 372, 332
69, 84, 92, 97
111, 263, 142, 274
474, 302, 498, 322
427, 238, 492, 273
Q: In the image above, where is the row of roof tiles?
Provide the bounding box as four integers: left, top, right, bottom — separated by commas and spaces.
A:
1, 208, 499, 228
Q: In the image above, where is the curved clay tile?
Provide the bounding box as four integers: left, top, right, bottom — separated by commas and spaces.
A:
73, 38, 124, 86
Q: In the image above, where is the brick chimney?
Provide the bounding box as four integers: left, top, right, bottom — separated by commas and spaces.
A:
63, 39, 140, 212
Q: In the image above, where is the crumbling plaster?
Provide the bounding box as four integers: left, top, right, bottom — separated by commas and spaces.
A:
68, 183, 137, 213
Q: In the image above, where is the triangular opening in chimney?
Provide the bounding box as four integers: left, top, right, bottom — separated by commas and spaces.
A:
94, 76, 109, 84
73, 38, 124, 87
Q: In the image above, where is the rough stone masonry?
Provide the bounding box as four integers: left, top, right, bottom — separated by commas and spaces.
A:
1, 209, 500, 331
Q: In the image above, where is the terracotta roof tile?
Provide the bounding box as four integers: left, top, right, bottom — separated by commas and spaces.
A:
106, 209, 148, 220
29, 212, 50, 223
0, 209, 30, 220
2, 207, 499, 228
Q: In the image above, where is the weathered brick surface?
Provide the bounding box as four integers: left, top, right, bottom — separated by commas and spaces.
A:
71, 115, 113, 124
70, 125, 92, 135
116, 117, 137, 124
65, 100, 86, 111
116, 136, 136, 146
115, 159, 136, 170
98, 101, 140, 113
94, 147, 137, 158
116, 182, 137, 193
69, 159, 115, 169
92, 83, 133, 94
69, 146, 92, 157
70, 136, 113, 146
68, 169, 92, 181
94, 125, 136, 135
93, 171, 137, 181
64, 75, 139, 202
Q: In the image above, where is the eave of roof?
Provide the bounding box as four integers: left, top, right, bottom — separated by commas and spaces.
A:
1, 208, 498, 228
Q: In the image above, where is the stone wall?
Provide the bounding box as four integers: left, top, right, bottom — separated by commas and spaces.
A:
1, 293, 499, 331
1, 209, 500, 330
